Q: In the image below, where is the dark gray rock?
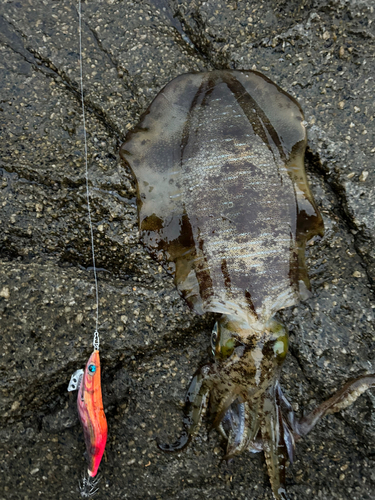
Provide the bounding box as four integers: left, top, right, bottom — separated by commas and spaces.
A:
0, 1, 374, 499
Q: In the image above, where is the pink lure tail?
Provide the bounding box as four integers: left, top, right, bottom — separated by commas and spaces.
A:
77, 350, 108, 478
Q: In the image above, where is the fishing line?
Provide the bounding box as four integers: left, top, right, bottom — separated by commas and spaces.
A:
78, 0, 100, 350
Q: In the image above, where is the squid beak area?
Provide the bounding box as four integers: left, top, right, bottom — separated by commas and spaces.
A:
218, 388, 296, 500
157, 368, 245, 454
157, 360, 298, 500
157, 368, 375, 499
221, 400, 259, 460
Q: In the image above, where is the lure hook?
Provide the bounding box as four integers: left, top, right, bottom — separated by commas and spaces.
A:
79, 473, 101, 498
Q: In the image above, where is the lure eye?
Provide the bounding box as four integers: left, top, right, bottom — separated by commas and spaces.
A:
88, 364, 96, 374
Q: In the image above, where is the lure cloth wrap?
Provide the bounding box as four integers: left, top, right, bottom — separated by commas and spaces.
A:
77, 350, 107, 477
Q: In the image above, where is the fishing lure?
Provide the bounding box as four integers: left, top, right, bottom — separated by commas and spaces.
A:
77, 350, 107, 481
69, 350, 107, 497
120, 70, 375, 500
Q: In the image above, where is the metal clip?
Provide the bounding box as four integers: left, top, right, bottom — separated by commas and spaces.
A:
68, 369, 84, 392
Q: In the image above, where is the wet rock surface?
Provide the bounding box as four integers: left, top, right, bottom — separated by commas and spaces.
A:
0, 1, 374, 499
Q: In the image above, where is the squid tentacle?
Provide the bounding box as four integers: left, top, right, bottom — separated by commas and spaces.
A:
275, 383, 296, 463
296, 374, 375, 438
158, 364, 212, 452
281, 418, 295, 465
276, 382, 298, 436
261, 394, 289, 500
211, 392, 239, 430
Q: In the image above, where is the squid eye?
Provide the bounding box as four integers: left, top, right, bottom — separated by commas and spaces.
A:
214, 319, 242, 359
273, 336, 288, 360
88, 364, 96, 374
266, 318, 289, 362
219, 339, 235, 359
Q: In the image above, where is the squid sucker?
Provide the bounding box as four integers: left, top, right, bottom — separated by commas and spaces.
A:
120, 70, 375, 500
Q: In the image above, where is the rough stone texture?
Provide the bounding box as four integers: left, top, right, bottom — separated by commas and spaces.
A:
0, 1, 374, 499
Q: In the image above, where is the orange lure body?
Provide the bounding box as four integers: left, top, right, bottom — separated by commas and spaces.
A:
77, 350, 107, 477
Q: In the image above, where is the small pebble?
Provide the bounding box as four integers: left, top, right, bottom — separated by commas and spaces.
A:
359, 170, 369, 182
0, 286, 10, 299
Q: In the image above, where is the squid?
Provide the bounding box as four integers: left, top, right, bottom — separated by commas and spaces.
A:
120, 69, 375, 499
